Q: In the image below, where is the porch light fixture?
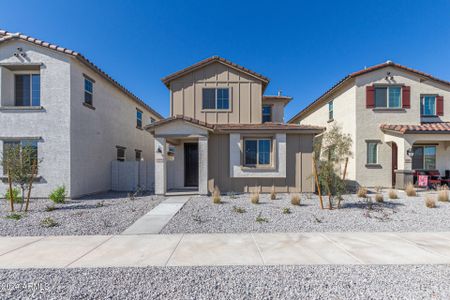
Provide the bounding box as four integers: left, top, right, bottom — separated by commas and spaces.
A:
157, 147, 162, 153
407, 148, 414, 157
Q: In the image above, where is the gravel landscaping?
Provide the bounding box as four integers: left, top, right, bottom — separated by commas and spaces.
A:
161, 191, 450, 233
0, 192, 164, 236
1, 265, 449, 299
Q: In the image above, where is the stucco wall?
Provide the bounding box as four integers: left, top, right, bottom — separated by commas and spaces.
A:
169, 62, 263, 124
0, 40, 72, 198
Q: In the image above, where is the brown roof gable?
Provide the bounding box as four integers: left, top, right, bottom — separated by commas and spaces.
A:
161, 56, 270, 91
380, 122, 450, 134
0, 29, 163, 119
288, 61, 450, 123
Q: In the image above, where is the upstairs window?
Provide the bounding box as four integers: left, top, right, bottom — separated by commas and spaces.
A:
328, 101, 334, 120
136, 110, 143, 128
421, 96, 436, 116
244, 138, 272, 167
262, 105, 272, 123
202, 88, 229, 110
374, 86, 401, 108
15, 74, 40, 107
84, 77, 94, 106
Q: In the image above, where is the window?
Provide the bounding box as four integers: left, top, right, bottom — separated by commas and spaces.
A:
15, 74, 40, 107
328, 101, 334, 120
262, 105, 272, 123
366, 142, 378, 164
116, 147, 126, 161
244, 139, 272, 167
374, 86, 401, 108
421, 96, 436, 116
136, 110, 143, 128
84, 77, 94, 106
135, 150, 142, 161
2, 140, 38, 175
202, 88, 229, 110
412, 145, 436, 170
150, 117, 156, 124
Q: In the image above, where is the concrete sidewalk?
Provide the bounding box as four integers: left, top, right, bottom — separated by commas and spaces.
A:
1, 232, 450, 269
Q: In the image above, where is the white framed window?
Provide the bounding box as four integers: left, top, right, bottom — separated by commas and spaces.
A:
244, 138, 272, 167
328, 101, 334, 120
262, 105, 272, 123
136, 109, 143, 128
116, 146, 126, 161
14, 73, 40, 107
202, 88, 230, 110
420, 95, 436, 116
374, 86, 401, 108
366, 142, 379, 165
84, 77, 94, 106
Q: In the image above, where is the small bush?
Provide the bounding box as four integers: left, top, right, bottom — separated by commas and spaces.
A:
45, 205, 56, 212
95, 201, 105, 208
405, 182, 416, 197
6, 213, 22, 220
255, 212, 268, 223
375, 193, 384, 203
270, 185, 277, 200
49, 186, 66, 204
251, 187, 260, 204
232, 206, 246, 213
425, 194, 436, 208
438, 186, 449, 202
291, 194, 301, 206
227, 191, 237, 199
212, 186, 221, 204
357, 186, 368, 198
282, 207, 291, 214
388, 189, 399, 200
40, 217, 59, 228
4, 188, 23, 204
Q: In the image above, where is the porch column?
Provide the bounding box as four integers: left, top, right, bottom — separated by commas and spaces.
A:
395, 138, 414, 189
198, 136, 208, 195
154, 137, 167, 195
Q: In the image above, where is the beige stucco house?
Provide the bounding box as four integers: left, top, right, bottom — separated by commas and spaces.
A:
146, 56, 323, 195
289, 61, 450, 189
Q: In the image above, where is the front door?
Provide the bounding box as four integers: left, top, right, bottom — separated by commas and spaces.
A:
184, 143, 199, 187
392, 142, 398, 187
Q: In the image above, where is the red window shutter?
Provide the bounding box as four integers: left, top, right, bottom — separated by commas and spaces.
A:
437, 95, 444, 116
366, 86, 375, 108
402, 86, 410, 108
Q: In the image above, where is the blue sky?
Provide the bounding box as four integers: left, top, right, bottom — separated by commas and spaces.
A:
1, 0, 449, 119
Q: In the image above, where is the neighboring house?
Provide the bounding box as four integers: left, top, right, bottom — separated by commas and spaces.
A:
289, 61, 450, 189
0, 30, 162, 198
145, 56, 323, 195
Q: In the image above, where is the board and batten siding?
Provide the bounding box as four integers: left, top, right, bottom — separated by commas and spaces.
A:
207, 133, 314, 193
169, 62, 263, 124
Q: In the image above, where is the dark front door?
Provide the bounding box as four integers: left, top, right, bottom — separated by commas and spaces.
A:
184, 143, 199, 187
392, 142, 398, 187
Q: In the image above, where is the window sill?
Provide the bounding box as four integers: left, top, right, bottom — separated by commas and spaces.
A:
372, 108, 406, 112
82, 102, 96, 110
327, 118, 334, 123
241, 166, 276, 172
421, 115, 438, 118
201, 109, 232, 113
365, 164, 382, 169
0, 106, 45, 112
1, 176, 43, 183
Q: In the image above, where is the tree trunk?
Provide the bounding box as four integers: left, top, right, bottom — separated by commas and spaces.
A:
7, 169, 14, 212
25, 161, 37, 212
313, 159, 324, 209
20, 187, 25, 212
337, 157, 349, 209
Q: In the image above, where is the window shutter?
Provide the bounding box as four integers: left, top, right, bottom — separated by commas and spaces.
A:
402, 86, 410, 108
437, 95, 444, 116
366, 86, 375, 108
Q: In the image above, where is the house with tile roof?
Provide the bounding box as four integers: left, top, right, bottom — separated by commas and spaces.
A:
0, 29, 162, 198
145, 56, 323, 195
289, 61, 450, 189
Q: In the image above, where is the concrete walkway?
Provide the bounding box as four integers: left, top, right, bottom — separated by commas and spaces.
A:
1, 232, 450, 269
122, 196, 191, 235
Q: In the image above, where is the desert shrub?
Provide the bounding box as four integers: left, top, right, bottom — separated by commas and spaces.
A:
282, 207, 291, 214
375, 193, 384, 203
6, 213, 22, 220
40, 217, 59, 227
270, 185, 277, 200
388, 189, 398, 200
357, 186, 368, 198
227, 191, 237, 199
425, 194, 436, 208
212, 186, 221, 204
232, 206, 246, 213
4, 187, 23, 204
49, 186, 66, 204
45, 205, 56, 212
291, 194, 301, 206
405, 182, 416, 197
438, 186, 449, 202
251, 187, 260, 204
255, 212, 268, 223
96, 201, 105, 208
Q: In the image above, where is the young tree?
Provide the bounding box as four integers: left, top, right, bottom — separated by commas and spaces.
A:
1, 143, 40, 212
314, 124, 352, 209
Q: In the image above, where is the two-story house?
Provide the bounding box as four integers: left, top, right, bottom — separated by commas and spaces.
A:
145, 56, 323, 195
0, 29, 162, 198
289, 61, 450, 189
